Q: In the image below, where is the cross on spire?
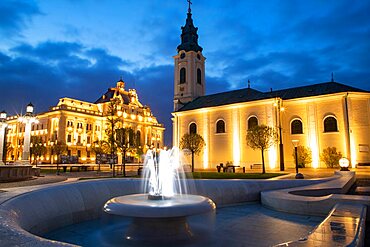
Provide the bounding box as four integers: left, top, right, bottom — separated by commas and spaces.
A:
187, 0, 192, 13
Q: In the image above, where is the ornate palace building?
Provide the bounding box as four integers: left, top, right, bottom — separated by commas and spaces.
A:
172, 5, 370, 170
5, 79, 164, 164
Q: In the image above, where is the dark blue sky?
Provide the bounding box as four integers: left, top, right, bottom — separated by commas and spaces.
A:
1, 0, 370, 145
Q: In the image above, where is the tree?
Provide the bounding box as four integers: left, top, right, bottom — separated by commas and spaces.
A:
51, 141, 68, 175
4, 142, 14, 162
246, 125, 278, 174
30, 136, 46, 165
91, 140, 109, 173
321, 147, 342, 168
179, 133, 206, 172
116, 127, 137, 176
105, 99, 120, 176
292, 145, 312, 168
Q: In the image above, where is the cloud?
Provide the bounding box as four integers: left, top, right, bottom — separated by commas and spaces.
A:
0, 0, 41, 38
134, 65, 174, 145
0, 41, 132, 113
0, 40, 175, 144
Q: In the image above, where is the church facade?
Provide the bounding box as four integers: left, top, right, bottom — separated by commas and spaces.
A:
172, 7, 370, 170
5, 79, 164, 164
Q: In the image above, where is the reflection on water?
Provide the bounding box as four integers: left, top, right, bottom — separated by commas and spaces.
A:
44, 203, 322, 247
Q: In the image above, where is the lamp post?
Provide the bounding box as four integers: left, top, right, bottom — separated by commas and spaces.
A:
0, 111, 7, 165
17, 103, 38, 165
274, 99, 285, 171
292, 139, 304, 179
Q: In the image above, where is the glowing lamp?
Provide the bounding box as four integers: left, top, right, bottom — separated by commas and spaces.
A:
339, 157, 350, 171
26, 103, 34, 114
292, 139, 299, 147
0, 111, 6, 120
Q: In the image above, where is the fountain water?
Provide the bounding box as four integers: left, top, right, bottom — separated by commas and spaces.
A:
103, 147, 216, 243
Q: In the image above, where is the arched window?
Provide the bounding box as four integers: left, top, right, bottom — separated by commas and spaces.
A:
216, 120, 225, 133
291, 119, 303, 134
324, 116, 338, 132
197, 68, 202, 84
189, 123, 197, 134
180, 68, 186, 84
247, 116, 258, 130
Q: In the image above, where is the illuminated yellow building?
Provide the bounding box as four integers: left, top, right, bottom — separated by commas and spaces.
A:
5, 79, 164, 164
172, 6, 370, 170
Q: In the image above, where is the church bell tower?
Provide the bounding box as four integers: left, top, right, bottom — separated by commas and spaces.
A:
173, 1, 205, 111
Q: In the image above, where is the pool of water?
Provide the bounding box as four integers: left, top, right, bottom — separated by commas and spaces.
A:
44, 203, 323, 247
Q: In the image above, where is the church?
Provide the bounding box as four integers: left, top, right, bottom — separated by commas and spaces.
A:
172, 5, 370, 170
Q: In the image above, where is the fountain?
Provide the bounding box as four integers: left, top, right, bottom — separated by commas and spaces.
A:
103, 147, 216, 243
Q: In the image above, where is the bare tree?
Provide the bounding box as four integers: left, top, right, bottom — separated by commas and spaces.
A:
105, 99, 120, 176
246, 125, 278, 174
30, 136, 46, 165
91, 140, 109, 173
51, 141, 68, 175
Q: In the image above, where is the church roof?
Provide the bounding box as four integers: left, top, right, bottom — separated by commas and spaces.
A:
176, 82, 368, 112
177, 8, 203, 52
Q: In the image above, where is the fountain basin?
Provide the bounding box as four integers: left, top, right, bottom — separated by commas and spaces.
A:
103, 194, 216, 242
104, 194, 216, 218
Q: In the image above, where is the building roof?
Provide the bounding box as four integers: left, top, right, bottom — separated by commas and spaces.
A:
94, 88, 131, 104
177, 9, 203, 53
177, 81, 368, 112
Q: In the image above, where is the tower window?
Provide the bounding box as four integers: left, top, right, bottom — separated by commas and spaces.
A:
180, 68, 186, 84
216, 120, 225, 133
247, 116, 258, 130
189, 123, 197, 134
291, 119, 303, 134
197, 68, 202, 84
324, 116, 338, 132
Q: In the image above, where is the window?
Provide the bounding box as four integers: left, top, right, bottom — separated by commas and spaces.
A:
291, 119, 303, 134
216, 120, 225, 133
248, 116, 258, 130
77, 150, 81, 157
180, 68, 186, 84
87, 136, 91, 144
324, 116, 338, 132
136, 131, 141, 146
189, 123, 197, 134
67, 134, 72, 143
197, 68, 202, 84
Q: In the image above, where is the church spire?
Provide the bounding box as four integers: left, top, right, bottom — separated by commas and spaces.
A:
177, 0, 203, 52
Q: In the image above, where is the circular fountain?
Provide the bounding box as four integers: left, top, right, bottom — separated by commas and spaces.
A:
103, 148, 216, 242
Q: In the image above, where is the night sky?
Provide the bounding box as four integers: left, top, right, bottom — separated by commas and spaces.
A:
1, 0, 370, 145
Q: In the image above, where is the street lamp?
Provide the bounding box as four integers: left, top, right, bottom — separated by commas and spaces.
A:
17, 103, 38, 165
339, 157, 350, 171
26, 102, 34, 115
274, 98, 285, 171
292, 140, 304, 179
0, 111, 7, 165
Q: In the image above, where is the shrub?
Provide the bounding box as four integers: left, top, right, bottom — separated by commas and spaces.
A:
321, 147, 342, 168
292, 145, 312, 168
